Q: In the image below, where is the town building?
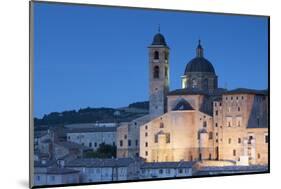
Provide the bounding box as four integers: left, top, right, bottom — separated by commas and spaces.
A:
138, 31, 268, 165
66, 127, 116, 150
34, 160, 80, 186
140, 161, 193, 179
65, 158, 140, 182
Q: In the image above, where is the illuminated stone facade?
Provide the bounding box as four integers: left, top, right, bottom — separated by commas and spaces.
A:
118, 32, 268, 166
140, 89, 268, 165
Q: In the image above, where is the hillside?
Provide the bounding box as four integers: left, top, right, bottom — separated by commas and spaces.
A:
34, 101, 149, 127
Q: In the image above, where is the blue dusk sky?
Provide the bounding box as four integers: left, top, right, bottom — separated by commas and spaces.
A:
33, 2, 268, 118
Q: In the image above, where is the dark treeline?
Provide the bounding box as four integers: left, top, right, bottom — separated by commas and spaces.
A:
34, 101, 149, 126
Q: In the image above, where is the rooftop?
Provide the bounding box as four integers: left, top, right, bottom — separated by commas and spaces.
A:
224, 88, 268, 95
141, 161, 194, 169
66, 158, 136, 168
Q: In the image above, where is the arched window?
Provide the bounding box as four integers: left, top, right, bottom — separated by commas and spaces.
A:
153, 66, 159, 78
154, 51, 159, 59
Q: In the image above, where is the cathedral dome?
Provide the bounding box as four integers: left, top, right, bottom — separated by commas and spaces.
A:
185, 57, 215, 74
151, 33, 167, 46
184, 40, 216, 74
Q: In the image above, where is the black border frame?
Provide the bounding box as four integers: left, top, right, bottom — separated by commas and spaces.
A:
29, 0, 270, 188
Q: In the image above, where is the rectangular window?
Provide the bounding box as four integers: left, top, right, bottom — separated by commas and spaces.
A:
160, 122, 164, 128
119, 140, 123, 147
135, 140, 138, 146
228, 138, 231, 144
233, 149, 236, 156
265, 135, 268, 143
215, 110, 218, 116
166, 133, 170, 143
238, 138, 241, 144
145, 142, 148, 147
203, 121, 207, 127
154, 135, 158, 143
227, 116, 233, 127
209, 132, 213, 140
145, 151, 148, 156
145, 132, 148, 137
51, 176, 55, 181
159, 169, 163, 174
128, 140, 131, 146
124, 135, 127, 139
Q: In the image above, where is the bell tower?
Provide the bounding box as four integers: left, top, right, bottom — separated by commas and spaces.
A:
148, 29, 170, 118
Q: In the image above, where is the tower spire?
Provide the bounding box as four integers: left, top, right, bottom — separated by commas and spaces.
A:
158, 24, 161, 33
196, 39, 204, 57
